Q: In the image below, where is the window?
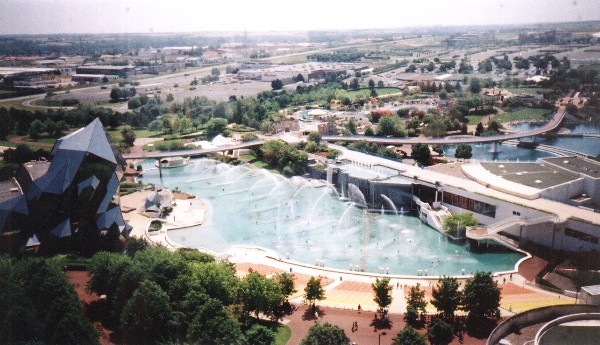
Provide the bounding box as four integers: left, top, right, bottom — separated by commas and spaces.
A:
512, 211, 521, 216
442, 191, 496, 218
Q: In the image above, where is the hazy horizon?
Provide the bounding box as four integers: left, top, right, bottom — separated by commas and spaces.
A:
1, 0, 599, 35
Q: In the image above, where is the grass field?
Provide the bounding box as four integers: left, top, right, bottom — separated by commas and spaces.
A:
342, 87, 402, 99
494, 108, 551, 123
275, 324, 291, 345
506, 87, 552, 95
466, 115, 486, 124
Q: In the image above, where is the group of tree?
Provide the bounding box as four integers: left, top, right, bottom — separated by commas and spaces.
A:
109, 87, 136, 101
85, 244, 301, 344
254, 139, 308, 176
402, 273, 501, 342
0, 256, 99, 344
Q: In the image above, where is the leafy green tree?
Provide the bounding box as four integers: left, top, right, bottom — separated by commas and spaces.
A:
110, 88, 122, 101
454, 144, 472, 159
271, 79, 284, 90
475, 122, 484, 136
350, 78, 360, 90
443, 213, 478, 237
211, 67, 221, 78
187, 298, 242, 345
469, 77, 481, 94
439, 89, 448, 100
364, 126, 375, 136
120, 125, 136, 147
120, 280, 175, 344
245, 324, 276, 345
406, 283, 427, 315
54, 120, 69, 137
166, 93, 175, 102
205, 117, 228, 139
427, 318, 454, 345
565, 103, 578, 115
307, 131, 322, 144
87, 251, 133, 297
431, 276, 462, 320
304, 276, 326, 310
345, 118, 357, 135
274, 272, 297, 302
43, 119, 56, 136
368, 79, 376, 89
300, 323, 350, 345
392, 325, 426, 345
0, 108, 14, 140
192, 261, 239, 305
238, 272, 285, 319
377, 115, 407, 137
432, 144, 444, 156
411, 143, 432, 166
372, 277, 393, 318
463, 272, 501, 320
148, 119, 164, 133
29, 119, 44, 139
377, 80, 385, 88
128, 97, 142, 109
294, 73, 305, 82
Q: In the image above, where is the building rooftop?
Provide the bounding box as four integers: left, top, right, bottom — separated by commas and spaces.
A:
542, 156, 600, 179
582, 285, 600, 296
480, 162, 578, 189
22, 160, 50, 181
0, 178, 22, 203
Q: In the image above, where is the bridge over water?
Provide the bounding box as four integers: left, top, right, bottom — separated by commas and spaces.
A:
322, 107, 567, 149
122, 140, 265, 160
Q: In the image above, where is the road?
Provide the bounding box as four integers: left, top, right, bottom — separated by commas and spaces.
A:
322, 106, 566, 146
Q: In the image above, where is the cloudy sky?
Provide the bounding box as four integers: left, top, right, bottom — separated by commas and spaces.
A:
1, 0, 599, 35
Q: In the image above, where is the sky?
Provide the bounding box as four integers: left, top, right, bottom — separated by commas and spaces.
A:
0, 0, 599, 35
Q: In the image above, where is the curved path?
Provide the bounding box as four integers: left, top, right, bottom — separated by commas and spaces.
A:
322, 106, 566, 146
122, 140, 265, 160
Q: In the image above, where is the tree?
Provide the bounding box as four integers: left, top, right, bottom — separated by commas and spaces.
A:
454, 144, 472, 159
475, 122, 484, 136
364, 126, 375, 136
377, 115, 406, 137
439, 89, 448, 100
275, 272, 297, 302
406, 283, 427, 315
304, 276, 325, 310
372, 278, 393, 318
110, 88, 122, 101
148, 119, 164, 133
294, 73, 305, 82
28, 119, 44, 139
462, 271, 501, 320
245, 324, 276, 345
211, 67, 221, 78
411, 143, 432, 166
368, 79, 376, 89
166, 93, 175, 102
187, 298, 242, 345
469, 77, 481, 94
0, 108, 14, 140
271, 79, 284, 90
205, 118, 228, 139
443, 213, 478, 237
565, 103, 578, 115
346, 118, 357, 135
238, 272, 285, 319
432, 144, 444, 156
350, 78, 360, 90
427, 318, 454, 345
377, 80, 385, 88
307, 131, 322, 144
431, 276, 462, 320
121, 125, 136, 147
300, 323, 350, 345
128, 97, 141, 109
120, 280, 175, 344
392, 325, 426, 345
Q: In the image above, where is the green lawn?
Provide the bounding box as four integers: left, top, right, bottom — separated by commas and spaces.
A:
494, 108, 552, 123
342, 87, 402, 99
275, 324, 291, 345
506, 87, 552, 95
465, 115, 486, 125
23, 137, 57, 144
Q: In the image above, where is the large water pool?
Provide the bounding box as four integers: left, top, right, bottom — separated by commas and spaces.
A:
139, 159, 525, 276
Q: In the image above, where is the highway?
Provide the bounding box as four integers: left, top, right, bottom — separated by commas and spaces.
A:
322, 106, 567, 146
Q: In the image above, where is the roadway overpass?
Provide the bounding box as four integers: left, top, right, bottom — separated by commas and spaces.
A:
322, 107, 567, 147
122, 140, 265, 160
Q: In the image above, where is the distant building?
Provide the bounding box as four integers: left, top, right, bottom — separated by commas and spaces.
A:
446, 32, 495, 46
76, 65, 136, 78
0, 67, 60, 89
0, 118, 129, 255
518, 29, 572, 44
